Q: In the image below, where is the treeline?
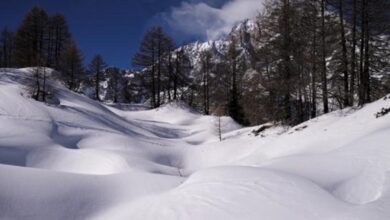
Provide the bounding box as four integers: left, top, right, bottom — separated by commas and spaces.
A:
0, 6, 130, 102
2, 2, 389, 126
251, 0, 390, 125
132, 27, 250, 125
133, 0, 390, 126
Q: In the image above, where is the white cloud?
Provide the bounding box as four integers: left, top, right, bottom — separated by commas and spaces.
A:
165, 0, 263, 40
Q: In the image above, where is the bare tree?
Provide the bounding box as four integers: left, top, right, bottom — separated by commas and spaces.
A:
88, 55, 107, 101
61, 40, 84, 91
200, 50, 212, 115
337, 0, 350, 107
14, 6, 48, 67
133, 26, 174, 107
0, 28, 14, 67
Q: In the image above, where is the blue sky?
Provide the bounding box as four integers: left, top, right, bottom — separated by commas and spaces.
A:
0, 0, 260, 68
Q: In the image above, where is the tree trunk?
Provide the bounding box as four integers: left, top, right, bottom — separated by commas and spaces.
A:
350, 0, 357, 105
42, 67, 46, 102
311, 20, 317, 118
282, 0, 292, 121
70, 62, 74, 91
338, 0, 349, 107
218, 116, 222, 142
34, 68, 41, 101
151, 49, 156, 108
358, 0, 366, 105
174, 60, 178, 100
203, 61, 209, 115
95, 67, 100, 101
168, 54, 172, 102
157, 39, 161, 107
363, 0, 370, 103
321, 0, 329, 113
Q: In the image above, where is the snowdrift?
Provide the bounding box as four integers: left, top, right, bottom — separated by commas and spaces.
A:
1, 68, 390, 219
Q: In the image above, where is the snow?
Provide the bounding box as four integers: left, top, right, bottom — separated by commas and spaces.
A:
1, 68, 390, 219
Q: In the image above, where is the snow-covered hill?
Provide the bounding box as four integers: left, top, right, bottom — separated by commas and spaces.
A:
1, 68, 390, 219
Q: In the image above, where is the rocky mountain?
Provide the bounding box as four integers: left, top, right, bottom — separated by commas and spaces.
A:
179, 18, 259, 73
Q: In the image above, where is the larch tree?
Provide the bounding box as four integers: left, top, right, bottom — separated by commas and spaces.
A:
88, 55, 107, 101
337, 0, 350, 107
133, 26, 174, 108
320, 0, 329, 113
0, 28, 14, 67
358, 0, 390, 105
133, 28, 157, 107
106, 67, 122, 103
200, 50, 212, 115
13, 6, 49, 67
172, 48, 191, 101
227, 37, 248, 126
349, 0, 357, 105
47, 13, 70, 69
60, 40, 84, 91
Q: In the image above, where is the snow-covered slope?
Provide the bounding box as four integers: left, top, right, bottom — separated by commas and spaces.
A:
1, 68, 390, 220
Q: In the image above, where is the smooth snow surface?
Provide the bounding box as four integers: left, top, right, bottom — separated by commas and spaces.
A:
1, 68, 390, 220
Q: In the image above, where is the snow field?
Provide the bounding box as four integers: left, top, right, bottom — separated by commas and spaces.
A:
1, 68, 390, 219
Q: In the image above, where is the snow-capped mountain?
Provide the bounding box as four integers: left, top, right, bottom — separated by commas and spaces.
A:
179, 18, 259, 71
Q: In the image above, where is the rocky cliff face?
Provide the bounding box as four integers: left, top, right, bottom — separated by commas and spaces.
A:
179, 18, 259, 73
